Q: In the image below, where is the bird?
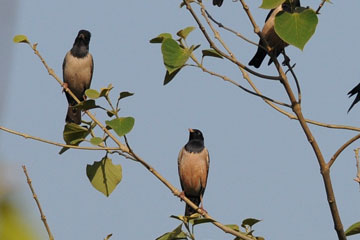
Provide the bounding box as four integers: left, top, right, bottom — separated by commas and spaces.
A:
63, 29, 94, 124
347, 83, 360, 112
248, 0, 300, 68
178, 128, 210, 216
213, 0, 224, 7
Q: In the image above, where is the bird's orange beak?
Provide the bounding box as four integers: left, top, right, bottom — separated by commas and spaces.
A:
188, 128, 194, 133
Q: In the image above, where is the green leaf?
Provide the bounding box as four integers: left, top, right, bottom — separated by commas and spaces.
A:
164, 68, 181, 86
192, 217, 215, 226
345, 221, 360, 236
106, 117, 135, 137
177, 26, 196, 39
156, 224, 187, 240
62, 123, 89, 145
202, 49, 223, 59
86, 157, 122, 197
275, 8, 318, 50
13, 34, 29, 44
85, 89, 100, 99
75, 100, 99, 111
225, 224, 240, 232
59, 123, 90, 154
161, 38, 192, 74
99, 84, 113, 97
90, 137, 103, 146
118, 91, 134, 100
260, 0, 285, 9
170, 215, 187, 223
150, 33, 173, 44
241, 218, 262, 228
107, 110, 119, 117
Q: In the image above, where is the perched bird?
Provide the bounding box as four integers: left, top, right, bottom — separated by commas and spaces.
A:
249, 0, 300, 68
178, 129, 210, 216
213, 0, 224, 7
63, 30, 93, 124
347, 83, 360, 112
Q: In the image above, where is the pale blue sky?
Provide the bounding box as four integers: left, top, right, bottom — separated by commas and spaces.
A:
1, 0, 360, 239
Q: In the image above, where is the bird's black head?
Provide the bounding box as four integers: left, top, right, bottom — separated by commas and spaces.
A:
185, 128, 205, 153
71, 29, 91, 58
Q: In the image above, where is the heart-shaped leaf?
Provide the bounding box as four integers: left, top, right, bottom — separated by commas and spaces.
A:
13, 35, 29, 44
99, 84, 113, 97
164, 68, 181, 86
106, 117, 135, 137
85, 89, 100, 99
202, 49, 223, 59
86, 157, 122, 197
345, 221, 360, 236
155, 224, 187, 240
177, 26, 196, 39
150, 33, 173, 44
260, 0, 285, 9
63, 123, 89, 145
75, 100, 98, 111
275, 8, 318, 50
118, 91, 134, 101
59, 123, 90, 154
161, 38, 192, 74
241, 218, 262, 228
90, 137, 103, 146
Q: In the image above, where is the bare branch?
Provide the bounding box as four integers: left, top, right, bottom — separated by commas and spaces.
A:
0, 126, 119, 151
354, 148, 360, 185
204, 9, 258, 47
328, 134, 360, 169
22, 165, 54, 240
316, 0, 328, 14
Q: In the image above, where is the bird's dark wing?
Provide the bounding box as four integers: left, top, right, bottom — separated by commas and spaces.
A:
348, 83, 360, 112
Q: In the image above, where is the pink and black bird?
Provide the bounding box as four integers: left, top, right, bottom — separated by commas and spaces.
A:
63, 30, 93, 124
249, 0, 300, 68
178, 129, 210, 216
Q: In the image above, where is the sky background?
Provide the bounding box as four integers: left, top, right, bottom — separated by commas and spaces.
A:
1, 0, 360, 239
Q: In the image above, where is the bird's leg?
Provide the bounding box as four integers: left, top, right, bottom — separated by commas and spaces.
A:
281, 49, 290, 66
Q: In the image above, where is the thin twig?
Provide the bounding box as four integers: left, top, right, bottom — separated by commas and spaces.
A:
0, 126, 120, 151
354, 148, 360, 185
316, 0, 327, 14
204, 9, 258, 47
104, 233, 113, 240
22, 165, 54, 240
328, 134, 360, 169
188, 59, 291, 108
283, 51, 301, 103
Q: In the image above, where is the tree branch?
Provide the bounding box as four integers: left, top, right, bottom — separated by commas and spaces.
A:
328, 134, 360, 169
237, 0, 346, 238
22, 165, 54, 240
0, 126, 121, 151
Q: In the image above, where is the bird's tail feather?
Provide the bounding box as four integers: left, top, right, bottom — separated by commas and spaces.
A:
185, 196, 201, 216
66, 105, 81, 124
249, 41, 267, 68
